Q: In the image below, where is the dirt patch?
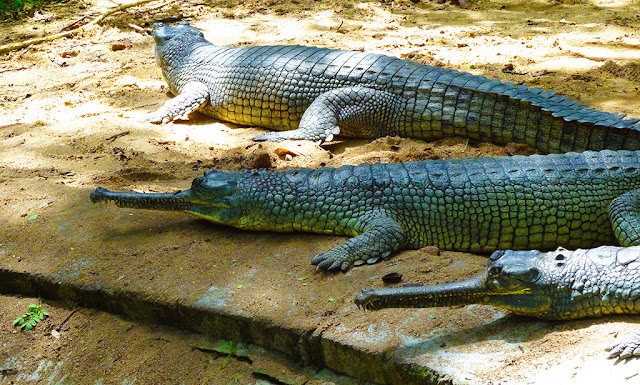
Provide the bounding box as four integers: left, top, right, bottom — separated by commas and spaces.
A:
2, 0, 640, 384
0, 295, 365, 385
596, 59, 640, 81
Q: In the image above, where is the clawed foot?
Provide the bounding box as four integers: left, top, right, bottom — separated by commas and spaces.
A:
145, 111, 190, 124
311, 215, 403, 272
145, 112, 170, 124
252, 129, 337, 143
606, 334, 640, 359
311, 250, 392, 272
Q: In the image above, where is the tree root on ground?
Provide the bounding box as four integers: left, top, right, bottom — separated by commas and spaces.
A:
0, 0, 162, 55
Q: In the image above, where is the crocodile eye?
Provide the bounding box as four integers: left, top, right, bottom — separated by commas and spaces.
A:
522, 267, 541, 282
191, 176, 204, 187
488, 266, 501, 278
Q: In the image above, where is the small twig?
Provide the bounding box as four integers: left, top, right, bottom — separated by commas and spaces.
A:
16, 45, 34, 58
48, 55, 67, 67
128, 23, 150, 34
147, 1, 173, 11
105, 130, 131, 142
131, 103, 159, 110
0, 65, 31, 73
57, 15, 89, 33
626, 373, 638, 380
56, 309, 77, 331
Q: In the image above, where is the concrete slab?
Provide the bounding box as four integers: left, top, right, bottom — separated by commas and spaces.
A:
2, 181, 640, 384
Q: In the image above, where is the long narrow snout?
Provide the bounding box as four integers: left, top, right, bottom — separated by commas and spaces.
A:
355, 273, 492, 310
90, 187, 197, 211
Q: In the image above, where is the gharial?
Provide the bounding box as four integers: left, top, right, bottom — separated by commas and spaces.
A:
91, 150, 640, 271
147, 22, 640, 153
355, 245, 640, 359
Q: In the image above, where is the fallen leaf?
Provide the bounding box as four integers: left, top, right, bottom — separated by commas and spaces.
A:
111, 40, 132, 51
274, 147, 301, 157
61, 50, 78, 58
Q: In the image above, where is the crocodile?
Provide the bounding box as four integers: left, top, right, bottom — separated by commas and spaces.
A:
147, 22, 640, 153
91, 150, 640, 271
355, 245, 640, 359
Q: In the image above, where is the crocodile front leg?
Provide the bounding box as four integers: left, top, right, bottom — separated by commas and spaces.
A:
609, 189, 640, 246
311, 213, 406, 271
253, 86, 407, 142
147, 81, 210, 124
606, 328, 640, 359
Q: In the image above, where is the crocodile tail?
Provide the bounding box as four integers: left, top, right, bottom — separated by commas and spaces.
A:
491, 82, 638, 129
487, 81, 640, 151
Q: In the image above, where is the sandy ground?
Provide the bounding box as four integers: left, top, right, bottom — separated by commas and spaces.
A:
2, 0, 640, 383
0, 295, 366, 385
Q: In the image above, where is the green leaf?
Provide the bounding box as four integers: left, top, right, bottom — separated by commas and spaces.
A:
218, 340, 235, 354
13, 304, 47, 330
296, 276, 307, 281
27, 214, 38, 221
328, 297, 335, 302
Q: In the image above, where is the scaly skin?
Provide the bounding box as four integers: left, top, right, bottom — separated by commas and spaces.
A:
91, 150, 640, 271
355, 245, 640, 359
147, 22, 640, 153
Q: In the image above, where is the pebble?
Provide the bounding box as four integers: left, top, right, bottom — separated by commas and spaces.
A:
420, 246, 441, 256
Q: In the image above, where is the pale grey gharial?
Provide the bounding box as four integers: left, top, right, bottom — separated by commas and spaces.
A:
148, 22, 640, 153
